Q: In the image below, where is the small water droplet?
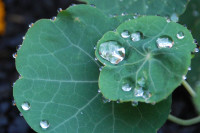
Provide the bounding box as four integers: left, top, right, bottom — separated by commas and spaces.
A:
134, 87, 144, 97
102, 97, 110, 103
51, 16, 56, 21
182, 75, 187, 80
137, 77, 145, 87
21, 102, 30, 111
116, 99, 120, 103
143, 91, 152, 99
131, 32, 142, 42
151, 102, 156, 105
188, 67, 191, 71
19, 112, 23, 116
71, 4, 76, 6
90, 4, 96, 7
57, 8, 62, 13
17, 45, 22, 51
94, 46, 96, 50
121, 31, 130, 38
99, 66, 103, 71
131, 101, 138, 106
170, 13, 179, 22
99, 41, 125, 64
12, 53, 17, 59
95, 58, 98, 61
156, 36, 174, 48
98, 89, 101, 93
12, 100, 16, 106
177, 32, 184, 39
122, 83, 132, 92
194, 48, 199, 53
29, 23, 34, 28
40, 120, 50, 129
22, 36, 25, 40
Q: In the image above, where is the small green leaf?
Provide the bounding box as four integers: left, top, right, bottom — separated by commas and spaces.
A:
14, 5, 171, 133
96, 16, 195, 103
81, 0, 189, 17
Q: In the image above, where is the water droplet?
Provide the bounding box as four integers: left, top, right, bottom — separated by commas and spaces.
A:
19, 112, 23, 116
102, 97, 110, 103
90, 4, 96, 7
122, 83, 132, 92
71, 4, 76, 6
121, 31, 130, 38
99, 66, 103, 71
188, 67, 191, 71
170, 13, 179, 22
116, 99, 120, 103
40, 120, 50, 129
99, 41, 125, 64
194, 39, 198, 44
98, 89, 101, 93
21, 102, 30, 111
134, 87, 144, 97
95, 58, 98, 61
121, 12, 127, 16
166, 17, 171, 23
17, 45, 22, 51
177, 32, 184, 39
151, 102, 156, 105
137, 77, 145, 87
143, 91, 152, 99
131, 32, 142, 42
94, 46, 97, 50
12, 100, 16, 106
182, 75, 187, 80
12, 53, 17, 59
57, 8, 62, 13
194, 48, 199, 53
131, 101, 138, 106
22, 36, 25, 40
51, 16, 56, 21
29, 23, 34, 28
156, 36, 174, 48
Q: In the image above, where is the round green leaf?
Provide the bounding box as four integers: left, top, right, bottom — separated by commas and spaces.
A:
13, 5, 172, 133
81, 0, 189, 17
96, 16, 195, 103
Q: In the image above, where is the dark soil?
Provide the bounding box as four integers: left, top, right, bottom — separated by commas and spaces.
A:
0, 0, 199, 133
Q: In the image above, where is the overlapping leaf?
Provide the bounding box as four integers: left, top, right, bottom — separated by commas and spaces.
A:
80, 0, 189, 17
13, 5, 172, 133
96, 16, 195, 103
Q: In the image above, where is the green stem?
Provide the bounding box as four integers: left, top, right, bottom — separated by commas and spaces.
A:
168, 114, 200, 126
182, 80, 196, 97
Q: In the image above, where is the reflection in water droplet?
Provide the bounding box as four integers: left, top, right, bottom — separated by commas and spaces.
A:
156, 36, 174, 48
188, 67, 191, 71
122, 84, 132, 92
21, 102, 30, 111
40, 120, 50, 129
134, 87, 144, 97
195, 48, 199, 53
131, 32, 142, 42
121, 31, 130, 38
57, 8, 62, 13
90, 4, 96, 7
170, 13, 179, 22
177, 32, 184, 39
99, 41, 125, 64
12, 53, 17, 59
131, 101, 138, 107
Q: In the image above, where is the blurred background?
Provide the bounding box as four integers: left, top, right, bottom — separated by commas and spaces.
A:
0, 0, 200, 133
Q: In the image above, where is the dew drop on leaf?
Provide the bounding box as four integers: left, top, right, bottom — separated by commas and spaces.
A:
177, 31, 184, 40
57, 8, 62, 13
194, 48, 199, 53
12, 53, 17, 59
156, 36, 174, 48
182, 75, 187, 80
51, 16, 56, 21
131, 101, 138, 106
134, 87, 144, 97
188, 67, 191, 71
40, 120, 50, 129
170, 13, 179, 22
121, 30, 130, 38
99, 41, 125, 64
102, 97, 111, 103
131, 32, 143, 42
28, 23, 34, 28
98, 89, 101, 93
137, 77, 145, 87
21, 102, 30, 111
12, 100, 16, 106
122, 83, 132, 92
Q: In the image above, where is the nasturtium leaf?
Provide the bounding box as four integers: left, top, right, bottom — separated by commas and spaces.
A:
14, 5, 171, 133
96, 16, 196, 103
179, 0, 200, 114
80, 0, 189, 17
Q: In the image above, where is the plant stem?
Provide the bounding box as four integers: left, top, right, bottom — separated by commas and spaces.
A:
168, 114, 200, 126
182, 80, 196, 97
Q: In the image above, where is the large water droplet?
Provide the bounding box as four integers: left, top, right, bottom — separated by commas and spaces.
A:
99, 41, 125, 64
122, 83, 132, 92
131, 101, 138, 106
156, 36, 174, 48
121, 31, 130, 38
40, 120, 50, 129
134, 87, 144, 97
170, 13, 179, 22
177, 32, 184, 39
131, 32, 142, 42
21, 102, 30, 111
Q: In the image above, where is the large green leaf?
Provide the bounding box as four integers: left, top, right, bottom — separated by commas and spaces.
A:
13, 5, 171, 133
179, 0, 200, 114
95, 16, 195, 103
80, 0, 189, 17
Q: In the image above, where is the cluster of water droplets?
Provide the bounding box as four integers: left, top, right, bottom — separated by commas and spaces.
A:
121, 30, 143, 42
99, 41, 125, 64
